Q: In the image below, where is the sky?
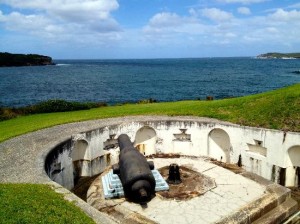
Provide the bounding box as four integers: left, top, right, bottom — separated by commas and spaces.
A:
0, 0, 300, 59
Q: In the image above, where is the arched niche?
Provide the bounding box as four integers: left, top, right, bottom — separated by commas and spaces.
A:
134, 126, 157, 156
286, 145, 300, 187
208, 128, 231, 163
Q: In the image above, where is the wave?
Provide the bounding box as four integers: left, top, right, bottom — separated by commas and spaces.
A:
55, 64, 71, 66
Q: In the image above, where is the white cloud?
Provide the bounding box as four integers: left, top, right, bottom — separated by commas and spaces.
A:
142, 9, 238, 48
0, 0, 120, 32
142, 6, 300, 54
217, 0, 268, 4
143, 12, 200, 35
237, 7, 251, 15
1, 12, 52, 32
201, 8, 233, 22
1, 1, 300, 58
269, 9, 300, 22
148, 12, 184, 27
0, 0, 121, 46
1, 0, 119, 20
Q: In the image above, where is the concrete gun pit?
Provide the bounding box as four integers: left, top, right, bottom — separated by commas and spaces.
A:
1, 116, 300, 223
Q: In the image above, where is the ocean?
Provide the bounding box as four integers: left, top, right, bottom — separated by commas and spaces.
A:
0, 57, 299, 107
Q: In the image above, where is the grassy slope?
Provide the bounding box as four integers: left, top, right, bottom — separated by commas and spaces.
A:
0, 83, 299, 143
0, 184, 95, 224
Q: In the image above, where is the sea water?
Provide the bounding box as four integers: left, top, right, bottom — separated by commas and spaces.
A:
0, 57, 300, 107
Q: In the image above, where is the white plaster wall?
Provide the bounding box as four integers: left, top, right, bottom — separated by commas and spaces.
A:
87, 128, 108, 160
62, 119, 300, 187
208, 128, 231, 163
50, 147, 74, 190
71, 139, 89, 161
134, 126, 157, 155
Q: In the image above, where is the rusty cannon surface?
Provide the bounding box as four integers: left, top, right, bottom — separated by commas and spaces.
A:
112, 134, 156, 203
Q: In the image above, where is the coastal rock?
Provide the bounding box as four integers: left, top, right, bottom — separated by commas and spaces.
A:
0, 52, 55, 67
257, 52, 300, 59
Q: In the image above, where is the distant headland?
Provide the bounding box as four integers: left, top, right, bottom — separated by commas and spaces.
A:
257, 52, 300, 59
0, 52, 55, 67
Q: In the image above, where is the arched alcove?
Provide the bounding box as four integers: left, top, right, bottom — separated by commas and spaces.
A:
134, 126, 157, 155
286, 145, 300, 187
208, 128, 231, 163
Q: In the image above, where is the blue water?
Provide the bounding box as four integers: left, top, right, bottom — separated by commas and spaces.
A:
0, 57, 299, 107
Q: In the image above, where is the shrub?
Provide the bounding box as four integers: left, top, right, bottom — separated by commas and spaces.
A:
0, 108, 19, 121
137, 98, 157, 104
0, 100, 107, 121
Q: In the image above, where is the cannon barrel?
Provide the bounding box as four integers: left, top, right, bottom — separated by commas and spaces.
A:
114, 134, 155, 203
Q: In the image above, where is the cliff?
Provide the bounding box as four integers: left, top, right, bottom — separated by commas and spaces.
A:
0, 52, 55, 67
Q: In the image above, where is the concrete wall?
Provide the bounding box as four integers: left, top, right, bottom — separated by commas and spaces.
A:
45, 119, 300, 189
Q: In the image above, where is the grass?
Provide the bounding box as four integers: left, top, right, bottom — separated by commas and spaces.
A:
0, 84, 299, 223
0, 83, 299, 143
0, 184, 95, 224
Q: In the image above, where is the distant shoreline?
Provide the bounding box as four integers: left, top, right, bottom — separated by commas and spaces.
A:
0, 52, 55, 67
257, 52, 300, 59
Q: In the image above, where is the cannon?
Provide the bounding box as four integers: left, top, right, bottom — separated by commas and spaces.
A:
112, 134, 155, 203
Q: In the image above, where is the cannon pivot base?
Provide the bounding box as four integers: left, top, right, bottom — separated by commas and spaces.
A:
102, 169, 169, 199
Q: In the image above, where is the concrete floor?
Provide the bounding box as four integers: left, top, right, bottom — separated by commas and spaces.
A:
88, 157, 266, 224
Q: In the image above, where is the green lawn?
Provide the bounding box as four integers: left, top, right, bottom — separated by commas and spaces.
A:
0, 184, 95, 224
0, 83, 299, 223
0, 83, 299, 143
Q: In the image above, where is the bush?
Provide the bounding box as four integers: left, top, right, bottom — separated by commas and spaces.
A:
29, 100, 91, 113
0, 99, 107, 121
0, 108, 18, 121
28, 100, 107, 113
137, 98, 157, 104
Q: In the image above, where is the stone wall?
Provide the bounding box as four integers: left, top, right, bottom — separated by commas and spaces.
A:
45, 118, 300, 189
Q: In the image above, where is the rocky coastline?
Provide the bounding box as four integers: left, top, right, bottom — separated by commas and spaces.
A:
257, 52, 300, 59
0, 52, 55, 67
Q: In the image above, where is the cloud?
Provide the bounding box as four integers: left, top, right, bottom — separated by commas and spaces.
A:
1, 1, 300, 58
0, 11, 53, 32
142, 5, 300, 54
143, 12, 201, 36
237, 7, 251, 15
0, 0, 121, 38
269, 9, 300, 22
201, 8, 233, 22
142, 9, 238, 48
1, 0, 119, 21
241, 8, 300, 46
148, 12, 185, 27
216, 0, 268, 4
